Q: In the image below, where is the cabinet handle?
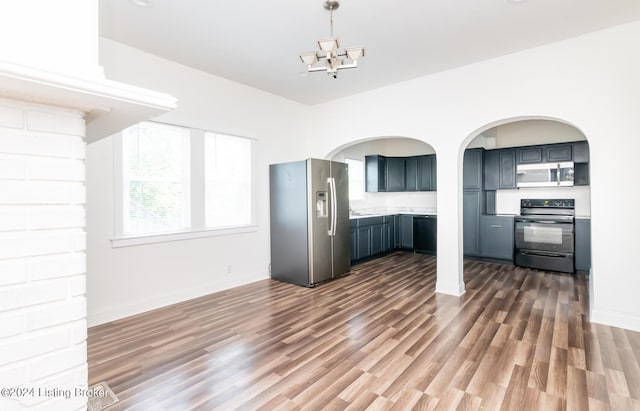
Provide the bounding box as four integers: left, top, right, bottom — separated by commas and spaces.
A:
490, 224, 502, 228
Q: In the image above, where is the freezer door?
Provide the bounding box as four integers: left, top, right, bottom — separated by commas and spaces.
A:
308, 159, 333, 284
331, 161, 351, 277
269, 161, 310, 286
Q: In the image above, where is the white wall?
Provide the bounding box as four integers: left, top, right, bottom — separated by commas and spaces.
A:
496, 120, 586, 147
91, 22, 640, 332
475, 119, 587, 148
0, 1, 102, 80
86, 39, 309, 326
304, 21, 640, 330
0, 98, 88, 411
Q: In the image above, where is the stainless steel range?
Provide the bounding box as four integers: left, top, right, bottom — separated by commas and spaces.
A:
514, 199, 575, 273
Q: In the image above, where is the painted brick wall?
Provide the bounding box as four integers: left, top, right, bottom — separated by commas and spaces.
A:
0, 97, 87, 411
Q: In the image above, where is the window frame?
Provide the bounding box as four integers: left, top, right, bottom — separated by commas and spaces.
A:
344, 157, 365, 201
112, 121, 257, 248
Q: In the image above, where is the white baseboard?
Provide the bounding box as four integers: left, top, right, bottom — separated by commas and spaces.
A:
435, 281, 466, 297
87, 270, 268, 327
590, 308, 640, 332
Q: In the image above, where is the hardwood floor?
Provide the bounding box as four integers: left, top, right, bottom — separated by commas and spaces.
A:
88, 251, 640, 410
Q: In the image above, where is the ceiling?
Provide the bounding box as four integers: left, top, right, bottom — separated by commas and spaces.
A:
99, 0, 640, 105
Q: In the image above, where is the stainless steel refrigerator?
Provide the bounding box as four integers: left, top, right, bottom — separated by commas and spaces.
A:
269, 159, 350, 287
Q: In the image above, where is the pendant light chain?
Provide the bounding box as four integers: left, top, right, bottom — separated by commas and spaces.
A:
329, 5, 334, 37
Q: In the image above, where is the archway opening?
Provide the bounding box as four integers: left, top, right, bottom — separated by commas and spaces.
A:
460, 118, 591, 287
329, 136, 438, 263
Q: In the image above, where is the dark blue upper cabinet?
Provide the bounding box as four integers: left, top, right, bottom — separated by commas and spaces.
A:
518, 143, 574, 164
484, 149, 516, 190
483, 150, 500, 190
545, 144, 572, 162
518, 147, 543, 164
385, 157, 406, 192
499, 149, 516, 189
365, 155, 386, 192
573, 141, 589, 163
463, 148, 483, 190
405, 157, 418, 191
370, 154, 435, 193
418, 155, 436, 191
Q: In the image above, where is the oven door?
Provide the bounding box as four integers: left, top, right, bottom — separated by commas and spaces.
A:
514, 219, 574, 253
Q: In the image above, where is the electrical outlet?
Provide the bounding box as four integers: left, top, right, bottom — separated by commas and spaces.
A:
268, 263, 271, 276
226, 265, 232, 274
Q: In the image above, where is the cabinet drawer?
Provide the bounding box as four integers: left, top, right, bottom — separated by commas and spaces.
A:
357, 216, 384, 227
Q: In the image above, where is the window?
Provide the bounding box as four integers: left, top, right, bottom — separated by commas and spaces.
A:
114, 122, 256, 246
345, 158, 364, 200
205, 132, 253, 228
122, 122, 190, 235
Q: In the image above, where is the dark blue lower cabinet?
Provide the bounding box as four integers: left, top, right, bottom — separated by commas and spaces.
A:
356, 226, 372, 260
371, 224, 384, 255
479, 215, 514, 261
399, 215, 414, 249
575, 218, 591, 271
413, 216, 437, 254
349, 227, 358, 261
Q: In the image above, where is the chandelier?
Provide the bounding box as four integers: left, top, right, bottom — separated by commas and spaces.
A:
299, 0, 366, 79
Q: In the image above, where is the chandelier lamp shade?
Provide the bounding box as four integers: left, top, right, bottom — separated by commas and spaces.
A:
299, 0, 365, 78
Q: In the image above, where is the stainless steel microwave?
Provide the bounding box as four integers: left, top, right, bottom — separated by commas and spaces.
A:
516, 162, 574, 188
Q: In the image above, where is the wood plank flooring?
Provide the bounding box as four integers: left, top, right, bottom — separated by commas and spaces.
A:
88, 251, 640, 410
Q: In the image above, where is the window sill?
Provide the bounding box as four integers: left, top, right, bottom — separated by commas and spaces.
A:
111, 225, 258, 248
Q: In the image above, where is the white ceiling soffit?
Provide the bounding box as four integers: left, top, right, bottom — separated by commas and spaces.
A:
99, 0, 640, 105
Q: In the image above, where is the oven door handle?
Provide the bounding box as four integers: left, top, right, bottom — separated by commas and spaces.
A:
519, 250, 570, 258
515, 219, 572, 224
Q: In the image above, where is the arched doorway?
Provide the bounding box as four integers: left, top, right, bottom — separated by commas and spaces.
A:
459, 117, 591, 288
328, 136, 438, 264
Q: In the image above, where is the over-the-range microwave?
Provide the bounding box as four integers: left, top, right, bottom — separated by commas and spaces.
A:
516, 162, 574, 188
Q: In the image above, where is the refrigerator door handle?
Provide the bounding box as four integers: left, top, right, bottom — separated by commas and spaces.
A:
328, 177, 337, 236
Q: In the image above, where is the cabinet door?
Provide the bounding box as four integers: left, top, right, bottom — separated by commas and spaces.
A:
386, 157, 406, 191
426, 217, 437, 253
400, 215, 413, 249
518, 147, 543, 164
430, 155, 437, 190
573, 141, 589, 163
463, 191, 481, 256
365, 155, 386, 192
483, 150, 500, 191
394, 215, 401, 248
463, 149, 483, 189
357, 227, 371, 259
383, 222, 392, 251
417, 155, 435, 191
350, 228, 358, 261
405, 157, 418, 191
383, 217, 395, 251
574, 163, 590, 186
499, 149, 516, 189
479, 216, 514, 261
371, 224, 384, 255
545, 144, 572, 162
414, 217, 437, 254
575, 219, 591, 271
484, 149, 515, 190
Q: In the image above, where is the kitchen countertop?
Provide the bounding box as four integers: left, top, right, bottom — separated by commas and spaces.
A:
349, 209, 437, 219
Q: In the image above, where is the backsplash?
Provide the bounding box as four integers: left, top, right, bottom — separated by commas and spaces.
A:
350, 191, 437, 215
496, 186, 591, 217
